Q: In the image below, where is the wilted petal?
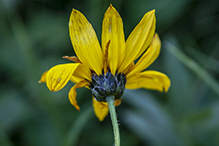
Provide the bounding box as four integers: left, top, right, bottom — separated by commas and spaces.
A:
114, 98, 123, 106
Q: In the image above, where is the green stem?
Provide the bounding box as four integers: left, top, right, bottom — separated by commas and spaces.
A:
106, 95, 120, 146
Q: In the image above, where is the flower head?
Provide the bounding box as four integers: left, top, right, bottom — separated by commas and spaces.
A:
39, 4, 170, 121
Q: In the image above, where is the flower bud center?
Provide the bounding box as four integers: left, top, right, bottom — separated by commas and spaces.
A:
89, 70, 126, 102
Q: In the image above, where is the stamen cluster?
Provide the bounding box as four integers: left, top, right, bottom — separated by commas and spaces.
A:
90, 70, 126, 102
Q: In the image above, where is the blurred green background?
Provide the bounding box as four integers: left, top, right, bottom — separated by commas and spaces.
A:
0, 0, 219, 146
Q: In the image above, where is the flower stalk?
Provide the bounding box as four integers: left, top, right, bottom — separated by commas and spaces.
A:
106, 95, 120, 146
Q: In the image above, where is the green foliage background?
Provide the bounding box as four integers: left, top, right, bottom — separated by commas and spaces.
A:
0, 0, 219, 146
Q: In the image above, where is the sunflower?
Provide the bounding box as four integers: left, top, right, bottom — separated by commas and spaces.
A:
39, 4, 170, 121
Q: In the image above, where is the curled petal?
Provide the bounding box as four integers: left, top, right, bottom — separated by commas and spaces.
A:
69, 80, 89, 111
119, 9, 156, 73
46, 63, 80, 91
127, 33, 161, 77
126, 71, 171, 92
93, 97, 109, 121
102, 4, 125, 75
69, 9, 103, 75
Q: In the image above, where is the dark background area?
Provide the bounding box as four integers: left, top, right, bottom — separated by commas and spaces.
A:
0, 0, 219, 146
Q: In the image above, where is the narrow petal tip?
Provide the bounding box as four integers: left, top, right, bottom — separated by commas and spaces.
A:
147, 9, 156, 17
69, 9, 80, 21
38, 71, 48, 84
72, 9, 77, 13
106, 4, 116, 12
164, 77, 171, 92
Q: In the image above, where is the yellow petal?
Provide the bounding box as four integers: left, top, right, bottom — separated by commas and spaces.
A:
126, 70, 171, 92
92, 96, 122, 121
70, 76, 83, 83
70, 64, 92, 83
119, 10, 156, 73
46, 63, 80, 91
123, 61, 134, 75
127, 33, 161, 78
102, 4, 125, 75
68, 80, 89, 111
93, 97, 109, 121
38, 71, 48, 83
69, 9, 103, 75
72, 64, 92, 82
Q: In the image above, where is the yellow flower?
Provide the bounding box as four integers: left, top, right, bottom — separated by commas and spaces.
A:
39, 4, 170, 122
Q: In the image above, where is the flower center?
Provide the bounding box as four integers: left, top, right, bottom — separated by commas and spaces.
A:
89, 70, 126, 102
